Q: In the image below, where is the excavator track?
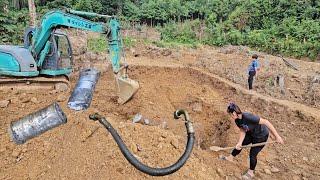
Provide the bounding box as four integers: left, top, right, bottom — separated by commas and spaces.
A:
0, 76, 70, 91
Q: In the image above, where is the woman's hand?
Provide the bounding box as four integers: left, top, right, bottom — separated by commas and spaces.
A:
235, 142, 242, 150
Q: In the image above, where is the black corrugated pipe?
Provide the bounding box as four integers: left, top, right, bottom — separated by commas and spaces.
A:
89, 109, 195, 176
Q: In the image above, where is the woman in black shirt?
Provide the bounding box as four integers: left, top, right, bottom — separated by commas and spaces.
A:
223, 103, 284, 179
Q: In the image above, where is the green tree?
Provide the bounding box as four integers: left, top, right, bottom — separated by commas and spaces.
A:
74, 0, 102, 13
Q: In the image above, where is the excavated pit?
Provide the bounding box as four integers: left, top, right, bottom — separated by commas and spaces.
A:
0, 65, 319, 179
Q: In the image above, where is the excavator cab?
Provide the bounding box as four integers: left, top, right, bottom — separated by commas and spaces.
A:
41, 30, 73, 76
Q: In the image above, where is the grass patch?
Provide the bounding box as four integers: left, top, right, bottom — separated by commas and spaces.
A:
151, 40, 199, 49
87, 36, 108, 53
88, 36, 138, 53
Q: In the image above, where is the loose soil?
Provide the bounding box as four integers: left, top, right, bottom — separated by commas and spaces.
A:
0, 34, 320, 180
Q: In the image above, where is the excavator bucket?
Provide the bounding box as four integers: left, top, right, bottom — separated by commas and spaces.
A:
116, 75, 139, 104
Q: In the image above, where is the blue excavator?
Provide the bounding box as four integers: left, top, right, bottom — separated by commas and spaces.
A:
0, 9, 139, 104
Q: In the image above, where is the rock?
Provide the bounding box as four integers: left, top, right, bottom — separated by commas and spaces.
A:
255, 171, 263, 177
302, 172, 308, 177
293, 169, 300, 175
86, 51, 98, 61
312, 75, 320, 83
10, 97, 18, 104
73, 56, 81, 62
21, 98, 31, 103
159, 120, 168, 129
136, 144, 143, 151
161, 49, 172, 56
57, 94, 67, 102
270, 167, 280, 173
85, 52, 93, 60
11, 149, 21, 158
143, 119, 150, 125
264, 169, 272, 175
158, 136, 165, 142
116, 167, 124, 174
192, 102, 202, 112
14, 90, 21, 95
130, 143, 138, 154
161, 133, 168, 139
131, 48, 141, 57
30, 97, 39, 104
22, 148, 28, 153
97, 55, 106, 61
170, 139, 179, 149
80, 55, 87, 62
216, 168, 225, 177
0, 100, 10, 108
0, 147, 6, 153
302, 157, 308, 161
219, 46, 235, 54
132, 114, 142, 123
276, 75, 285, 94
54, 83, 69, 92
218, 154, 224, 159
49, 90, 58, 94
292, 175, 300, 180
16, 155, 23, 162
234, 173, 242, 179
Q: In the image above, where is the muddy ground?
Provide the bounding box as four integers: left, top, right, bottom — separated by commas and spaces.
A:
1, 31, 320, 180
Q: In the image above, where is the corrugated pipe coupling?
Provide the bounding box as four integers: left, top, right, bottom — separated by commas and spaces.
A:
174, 109, 194, 134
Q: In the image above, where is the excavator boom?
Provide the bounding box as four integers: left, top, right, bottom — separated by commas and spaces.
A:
0, 9, 139, 103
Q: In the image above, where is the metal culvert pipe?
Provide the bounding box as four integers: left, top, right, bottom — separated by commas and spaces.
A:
89, 109, 195, 176
68, 68, 100, 111
9, 102, 67, 144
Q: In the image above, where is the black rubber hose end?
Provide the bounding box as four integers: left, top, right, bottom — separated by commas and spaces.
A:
89, 113, 102, 121
174, 110, 182, 119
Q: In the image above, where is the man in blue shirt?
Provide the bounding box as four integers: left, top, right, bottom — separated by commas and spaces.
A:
247, 54, 260, 90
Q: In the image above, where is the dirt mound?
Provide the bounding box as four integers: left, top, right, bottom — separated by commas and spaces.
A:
1, 64, 319, 179
158, 44, 320, 108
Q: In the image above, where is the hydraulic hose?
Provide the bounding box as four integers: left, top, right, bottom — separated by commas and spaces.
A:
89, 109, 195, 176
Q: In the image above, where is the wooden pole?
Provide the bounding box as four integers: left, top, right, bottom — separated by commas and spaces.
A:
28, 0, 37, 27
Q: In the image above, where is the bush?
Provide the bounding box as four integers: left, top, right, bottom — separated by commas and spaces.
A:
87, 36, 107, 53
123, 36, 136, 48
0, 10, 28, 45
159, 20, 199, 44
203, 23, 227, 46
226, 29, 243, 45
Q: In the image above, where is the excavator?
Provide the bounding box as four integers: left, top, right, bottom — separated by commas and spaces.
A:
0, 9, 139, 104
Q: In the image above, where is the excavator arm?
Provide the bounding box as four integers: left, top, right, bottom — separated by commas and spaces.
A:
29, 9, 123, 73
27, 9, 138, 104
